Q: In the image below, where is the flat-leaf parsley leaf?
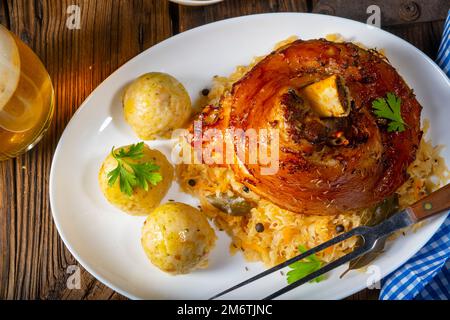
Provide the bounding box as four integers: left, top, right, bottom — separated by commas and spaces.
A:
107, 142, 162, 196
286, 245, 326, 284
372, 92, 406, 132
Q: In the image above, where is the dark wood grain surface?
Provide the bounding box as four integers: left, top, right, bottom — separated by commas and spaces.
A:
0, 0, 445, 300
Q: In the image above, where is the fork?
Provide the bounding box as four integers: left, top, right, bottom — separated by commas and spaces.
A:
210, 183, 450, 300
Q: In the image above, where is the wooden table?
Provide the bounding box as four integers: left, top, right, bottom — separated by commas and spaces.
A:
0, 0, 445, 300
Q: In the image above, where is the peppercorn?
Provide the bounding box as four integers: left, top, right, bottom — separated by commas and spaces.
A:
201, 88, 210, 96
242, 186, 250, 193
188, 179, 196, 187
255, 223, 265, 233
335, 224, 345, 233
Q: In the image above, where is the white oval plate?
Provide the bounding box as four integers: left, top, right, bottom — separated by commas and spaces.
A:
50, 13, 450, 300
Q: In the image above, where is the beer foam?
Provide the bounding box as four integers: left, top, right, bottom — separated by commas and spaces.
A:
0, 25, 20, 112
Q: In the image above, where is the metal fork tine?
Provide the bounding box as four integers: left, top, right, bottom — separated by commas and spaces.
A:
263, 245, 369, 300
209, 226, 370, 300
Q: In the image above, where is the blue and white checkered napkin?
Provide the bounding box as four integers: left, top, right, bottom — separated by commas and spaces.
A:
380, 11, 450, 301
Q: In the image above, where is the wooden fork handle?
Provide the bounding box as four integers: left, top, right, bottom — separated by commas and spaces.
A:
408, 183, 450, 222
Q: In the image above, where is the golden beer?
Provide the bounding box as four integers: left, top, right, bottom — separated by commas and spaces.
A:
0, 24, 54, 160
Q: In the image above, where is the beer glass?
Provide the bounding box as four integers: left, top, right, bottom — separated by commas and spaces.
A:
0, 24, 54, 160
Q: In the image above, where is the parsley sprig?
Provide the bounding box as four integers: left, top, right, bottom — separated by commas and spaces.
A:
107, 142, 162, 196
286, 245, 326, 284
372, 92, 406, 132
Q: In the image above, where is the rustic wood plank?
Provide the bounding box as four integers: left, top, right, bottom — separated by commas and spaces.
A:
0, 0, 171, 300
346, 288, 380, 300
176, 0, 308, 32
312, 0, 448, 26
0, 0, 9, 27
51, 269, 127, 300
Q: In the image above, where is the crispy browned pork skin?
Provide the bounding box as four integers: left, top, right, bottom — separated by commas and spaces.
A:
197, 39, 422, 215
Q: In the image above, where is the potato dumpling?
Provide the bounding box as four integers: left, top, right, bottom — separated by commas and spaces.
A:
98, 144, 173, 215
141, 202, 216, 275
123, 72, 192, 140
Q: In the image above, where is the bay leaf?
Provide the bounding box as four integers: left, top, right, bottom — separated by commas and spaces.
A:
340, 194, 399, 278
